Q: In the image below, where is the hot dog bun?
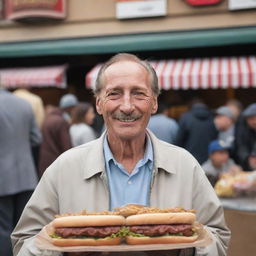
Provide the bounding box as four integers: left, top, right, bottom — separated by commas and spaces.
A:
52, 215, 125, 228
125, 212, 196, 225
52, 236, 122, 247
125, 234, 198, 245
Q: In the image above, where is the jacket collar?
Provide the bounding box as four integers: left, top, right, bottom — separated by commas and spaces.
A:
82, 133, 106, 180
149, 129, 176, 174
83, 129, 176, 180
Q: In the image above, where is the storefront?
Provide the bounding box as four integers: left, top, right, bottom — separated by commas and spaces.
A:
85, 55, 256, 118
0, 0, 256, 108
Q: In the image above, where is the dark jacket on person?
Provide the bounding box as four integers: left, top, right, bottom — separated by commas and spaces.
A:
39, 108, 72, 177
175, 103, 218, 164
234, 117, 256, 171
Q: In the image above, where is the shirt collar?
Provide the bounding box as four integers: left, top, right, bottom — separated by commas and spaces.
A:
103, 134, 153, 166
82, 130, 176, 180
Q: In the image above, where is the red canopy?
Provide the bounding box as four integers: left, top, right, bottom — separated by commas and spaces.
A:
85, 56, 256, 90
0, 65, 67, 89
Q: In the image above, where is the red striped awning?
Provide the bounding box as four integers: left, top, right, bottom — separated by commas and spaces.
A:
0, 65, 67, 89
85, 56, 256, 90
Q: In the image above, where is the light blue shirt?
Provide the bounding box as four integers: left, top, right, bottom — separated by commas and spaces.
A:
104, 134, 153, 210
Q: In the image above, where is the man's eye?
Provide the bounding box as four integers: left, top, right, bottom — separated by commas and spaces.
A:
133, 91, 145, 96
107, 92, 119, 97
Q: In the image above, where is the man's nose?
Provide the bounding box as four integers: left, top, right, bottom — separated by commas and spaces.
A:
119, 95, 134, 113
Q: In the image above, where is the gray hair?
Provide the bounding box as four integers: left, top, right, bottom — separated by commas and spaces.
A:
93, 53, 160, 97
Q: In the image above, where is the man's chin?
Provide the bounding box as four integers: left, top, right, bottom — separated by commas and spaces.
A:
110, 128, 145, 141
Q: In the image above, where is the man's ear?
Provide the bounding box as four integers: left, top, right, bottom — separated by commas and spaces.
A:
96, 96, 102, 115
151, 97, 158, 114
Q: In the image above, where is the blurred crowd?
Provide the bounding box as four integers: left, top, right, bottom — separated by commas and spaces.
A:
150, 98, 256, 188
1, 86, 256, 255
0, 89, 98, 256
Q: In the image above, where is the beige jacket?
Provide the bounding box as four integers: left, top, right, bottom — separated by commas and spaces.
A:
11, 131, 230, 256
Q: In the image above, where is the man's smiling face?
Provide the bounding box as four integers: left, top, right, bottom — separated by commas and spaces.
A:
96, 60, 158, 140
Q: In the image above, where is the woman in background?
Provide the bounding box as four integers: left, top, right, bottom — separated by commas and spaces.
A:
70, 102, 96, 146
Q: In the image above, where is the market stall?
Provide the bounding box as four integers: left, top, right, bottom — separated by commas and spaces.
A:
223, 202, 256, 256
216, 171, 256, 256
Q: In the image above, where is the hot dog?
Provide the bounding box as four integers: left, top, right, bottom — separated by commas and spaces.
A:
124, 212, 198, 245
51, 214, 126, 246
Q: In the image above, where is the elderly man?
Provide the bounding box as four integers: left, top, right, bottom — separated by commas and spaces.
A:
11, 53, 230, 256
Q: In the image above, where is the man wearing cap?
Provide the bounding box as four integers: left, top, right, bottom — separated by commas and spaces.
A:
202, 140, 240, 186
59, 93, 79, 123
235, 103, 256, 170
38, 94, 78, 177
214, 106, 236, 149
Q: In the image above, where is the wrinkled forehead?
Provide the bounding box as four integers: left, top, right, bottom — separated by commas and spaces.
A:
104, 60, 148, 79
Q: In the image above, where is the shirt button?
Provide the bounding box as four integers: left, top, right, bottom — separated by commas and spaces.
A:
128, 181, 132, 184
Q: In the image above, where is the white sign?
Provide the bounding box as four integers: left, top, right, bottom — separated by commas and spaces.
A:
229, 0, 256, 10
116, 0, 167, 19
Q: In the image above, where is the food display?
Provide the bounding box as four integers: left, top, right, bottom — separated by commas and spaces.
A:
214, 170, 256, 197
49, 205, 199, 247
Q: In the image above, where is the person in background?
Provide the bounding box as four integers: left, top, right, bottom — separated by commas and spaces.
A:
14, 88, 45, 129
91, 112, 105, 137
70, 102, 97, 146
59, 93, 79, 123
12, 53, 230, 256
202, 140, 240, 186
14, 88, 45, 173
38, 96, 76, 177
147, 103, 178, 144
248, 150, 256, 171
0, 87, 41, 256
226, 99, 243, 122
247, 144, 256, 171
214, 106, 236, 148
235, 103, 256, 171
175, 99, 218, 164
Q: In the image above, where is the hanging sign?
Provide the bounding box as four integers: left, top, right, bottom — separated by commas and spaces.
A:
5, 0, 66, 21
229, 0, 256, 10
116, 0, 167, 19
0, 0, 4, 19
184, 0, 222, 6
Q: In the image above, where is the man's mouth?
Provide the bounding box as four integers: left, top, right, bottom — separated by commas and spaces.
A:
117, 117, 139, 122
113, 113, 142, 122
